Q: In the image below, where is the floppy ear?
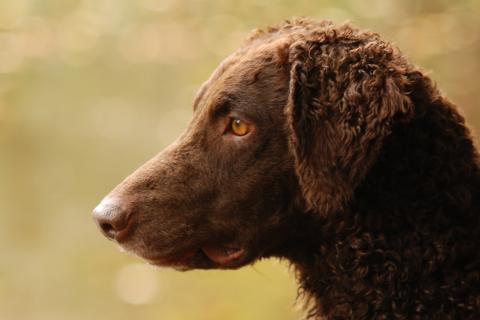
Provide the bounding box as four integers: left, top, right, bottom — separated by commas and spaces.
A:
286, 38, 414, 216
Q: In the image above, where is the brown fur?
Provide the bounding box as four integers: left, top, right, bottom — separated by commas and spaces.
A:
93, 19, 480, 319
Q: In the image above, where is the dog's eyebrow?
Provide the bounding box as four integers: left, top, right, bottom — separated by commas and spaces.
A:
210, 94, 237, 117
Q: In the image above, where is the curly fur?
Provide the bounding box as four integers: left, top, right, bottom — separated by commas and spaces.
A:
264, 19, 480, 319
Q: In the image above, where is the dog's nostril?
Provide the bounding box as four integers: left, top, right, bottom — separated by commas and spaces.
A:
92, 198, 131, 241
100, 222, 116, 239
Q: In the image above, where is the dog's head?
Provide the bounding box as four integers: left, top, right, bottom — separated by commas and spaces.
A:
93, 19, 414, 270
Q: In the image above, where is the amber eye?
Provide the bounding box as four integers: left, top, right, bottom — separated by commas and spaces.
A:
230, 118, 250, 136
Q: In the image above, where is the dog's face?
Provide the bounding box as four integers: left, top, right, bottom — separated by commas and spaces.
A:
93, 40, 299, 270
93, 21, 414, 270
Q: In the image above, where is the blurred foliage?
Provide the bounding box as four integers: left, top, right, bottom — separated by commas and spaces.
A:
0, 0, 479, 319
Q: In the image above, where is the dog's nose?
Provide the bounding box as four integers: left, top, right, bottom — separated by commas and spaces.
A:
92, 198, 130, 241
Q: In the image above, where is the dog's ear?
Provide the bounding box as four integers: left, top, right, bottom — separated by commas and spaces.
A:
286, 38, 414, 216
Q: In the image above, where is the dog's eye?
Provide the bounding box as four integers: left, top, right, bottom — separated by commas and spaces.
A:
230, 118, 250, 136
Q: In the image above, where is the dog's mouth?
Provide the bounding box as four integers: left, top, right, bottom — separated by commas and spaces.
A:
139, 244, 246, 270
115, 224, 248, 270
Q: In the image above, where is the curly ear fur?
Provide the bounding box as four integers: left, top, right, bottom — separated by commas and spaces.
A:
286, 29, 415, 215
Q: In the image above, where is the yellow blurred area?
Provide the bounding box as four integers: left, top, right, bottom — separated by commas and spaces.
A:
0, 0, 479, 319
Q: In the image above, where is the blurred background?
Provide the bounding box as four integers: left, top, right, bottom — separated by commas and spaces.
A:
0, 0, 479, 319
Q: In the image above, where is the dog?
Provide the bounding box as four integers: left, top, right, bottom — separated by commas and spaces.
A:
93, 19, 480, 319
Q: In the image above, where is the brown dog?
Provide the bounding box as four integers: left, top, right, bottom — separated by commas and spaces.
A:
93, 19, 480, 319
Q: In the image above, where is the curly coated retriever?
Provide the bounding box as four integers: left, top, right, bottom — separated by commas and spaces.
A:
93, 19, 480, 319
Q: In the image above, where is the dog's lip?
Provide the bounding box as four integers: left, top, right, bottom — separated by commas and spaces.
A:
143, 249, 200, 267
138, 244, 246, 269
201, 244, 246, 266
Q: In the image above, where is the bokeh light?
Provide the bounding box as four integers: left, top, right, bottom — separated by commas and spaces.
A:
115, 263, 158, 305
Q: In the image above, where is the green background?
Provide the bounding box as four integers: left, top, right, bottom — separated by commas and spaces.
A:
1, 0, 479, 319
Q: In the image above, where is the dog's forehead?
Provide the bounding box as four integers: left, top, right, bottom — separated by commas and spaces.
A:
192, 38, 290, 113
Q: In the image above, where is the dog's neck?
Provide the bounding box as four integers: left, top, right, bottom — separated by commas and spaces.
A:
281, 96, 480, 319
